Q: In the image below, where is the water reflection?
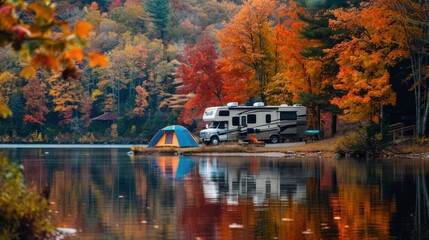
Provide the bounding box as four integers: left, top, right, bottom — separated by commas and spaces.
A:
2, 148, 428, 239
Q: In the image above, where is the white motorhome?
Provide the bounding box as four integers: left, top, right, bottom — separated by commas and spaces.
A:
199, 102, 307, 145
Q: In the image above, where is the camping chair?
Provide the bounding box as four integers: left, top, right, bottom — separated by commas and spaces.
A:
249, 134, 265, 147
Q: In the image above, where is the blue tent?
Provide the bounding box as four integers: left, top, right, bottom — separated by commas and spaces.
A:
147, 125, 199, 148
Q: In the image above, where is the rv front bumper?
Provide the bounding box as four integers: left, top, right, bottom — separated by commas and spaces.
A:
199, 132, 212, 142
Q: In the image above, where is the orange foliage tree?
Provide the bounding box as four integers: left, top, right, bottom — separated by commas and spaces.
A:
216, 0, 282, 104
175, 35, 224, 124
269, 0, 325, 129
133, 83, 149, 116
327, 0, 407, 123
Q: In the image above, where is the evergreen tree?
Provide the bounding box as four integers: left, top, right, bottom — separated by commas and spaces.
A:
294, 0, 360, 135
145, 0, 171, 40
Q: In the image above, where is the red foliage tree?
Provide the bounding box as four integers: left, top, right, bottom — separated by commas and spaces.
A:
175, 35, 224, 124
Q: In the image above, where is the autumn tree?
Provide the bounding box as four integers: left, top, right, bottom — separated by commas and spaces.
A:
108, 1, 148, 34
268, 0, 325, 129
327, 0, 407, 124
80, 92, 92, 127
132, 83, 149, 116
293, 0, 357, 133
49, 73, 84, 125
216, 0, 281, 103
175, 35, 224, 124
22, 77, 49, 126
389, 0, 429, 136
99, 33, 149, 116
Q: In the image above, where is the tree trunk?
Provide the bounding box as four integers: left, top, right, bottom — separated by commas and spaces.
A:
331, 114, 337, 136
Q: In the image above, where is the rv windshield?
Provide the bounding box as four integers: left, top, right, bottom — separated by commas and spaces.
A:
208, 122, 226, 129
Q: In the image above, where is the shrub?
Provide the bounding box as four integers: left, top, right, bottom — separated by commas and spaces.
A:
334, 123, 387, 158
335, 128, 368, 155
0, 157, 55, 239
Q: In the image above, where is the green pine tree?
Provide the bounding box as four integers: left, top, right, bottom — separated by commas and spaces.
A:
294, 0, 361, 135
145, 0, 171, 40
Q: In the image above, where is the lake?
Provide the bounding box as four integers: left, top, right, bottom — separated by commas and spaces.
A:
1, 147, 429, 239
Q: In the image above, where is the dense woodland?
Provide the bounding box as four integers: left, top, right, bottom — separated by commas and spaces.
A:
0, 0, 428, 143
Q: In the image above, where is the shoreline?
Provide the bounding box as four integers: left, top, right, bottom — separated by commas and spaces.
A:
0, 144, 136, 149
0, 142, 427, 160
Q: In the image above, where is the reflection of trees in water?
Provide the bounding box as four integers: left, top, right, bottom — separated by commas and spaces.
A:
413, 160, 429, 238
13, 148, 429, 240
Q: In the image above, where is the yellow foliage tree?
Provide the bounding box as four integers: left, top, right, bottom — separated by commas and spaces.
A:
216, 0, 282, 103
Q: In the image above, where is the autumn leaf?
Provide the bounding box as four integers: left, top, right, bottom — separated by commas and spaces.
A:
20, 66, 36, 79
27, 2, 54, 22
64, 48, 84, 62
0, 104, 12, 118
91, 89, 102, 100
88, 52, 109, 67
74, 21, 93, 38
43, 56, 60, 70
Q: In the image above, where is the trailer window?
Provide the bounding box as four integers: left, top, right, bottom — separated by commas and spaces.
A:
241, 116, 247, 126
280, 111, 297, 120
266, 114, 271, 123
248, 114, 256, 124
232, 117, 239, 126
219, 110, 230, 116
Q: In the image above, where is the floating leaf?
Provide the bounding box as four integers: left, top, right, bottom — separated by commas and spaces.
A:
74, 21, 93, 38
88, 52, 109, 67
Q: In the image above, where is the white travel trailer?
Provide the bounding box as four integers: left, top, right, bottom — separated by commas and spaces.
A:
199, 102, 307, 145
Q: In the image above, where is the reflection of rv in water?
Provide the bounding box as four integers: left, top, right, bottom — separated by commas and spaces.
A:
198, 157, 309, 205
199, 102, 307, 145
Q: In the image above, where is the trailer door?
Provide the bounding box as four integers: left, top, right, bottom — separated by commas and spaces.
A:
240, 115, 247, 135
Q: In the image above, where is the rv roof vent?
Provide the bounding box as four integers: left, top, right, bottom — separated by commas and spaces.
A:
253, 102, 265, 107
293, 104, 303, 107
227, 102, 239, 107
280, 104, 289, 106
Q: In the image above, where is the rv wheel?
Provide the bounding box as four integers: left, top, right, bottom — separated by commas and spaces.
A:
269, 135, 280, 144
210, 136, 220, 146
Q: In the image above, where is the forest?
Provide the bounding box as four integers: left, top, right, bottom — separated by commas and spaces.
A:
0, 0, 428, 143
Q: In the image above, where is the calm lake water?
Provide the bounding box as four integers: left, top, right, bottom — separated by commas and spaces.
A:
1, 148, 429, 240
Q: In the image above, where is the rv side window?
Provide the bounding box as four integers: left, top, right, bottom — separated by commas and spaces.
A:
232, 117, 240, 126
280, 111, 297, 120
219, 110, 230, 116
248, 114, 256, 124
266, 114, 271, 123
